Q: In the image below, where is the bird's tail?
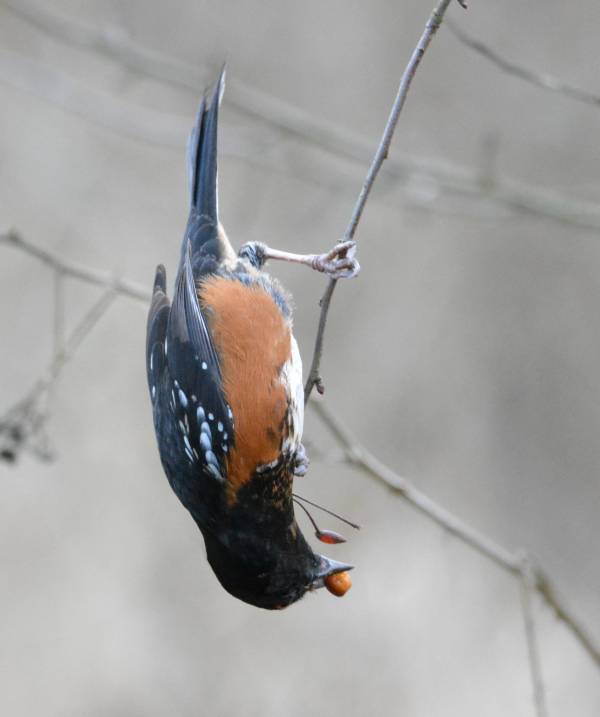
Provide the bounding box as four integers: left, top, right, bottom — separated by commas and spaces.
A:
187, 68, 225, 221
182, 67, 226, 269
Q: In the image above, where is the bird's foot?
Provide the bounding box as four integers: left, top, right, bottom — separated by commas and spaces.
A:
312, 240, 360, 280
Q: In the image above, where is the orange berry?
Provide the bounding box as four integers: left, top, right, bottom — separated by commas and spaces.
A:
324, 571, 352, 597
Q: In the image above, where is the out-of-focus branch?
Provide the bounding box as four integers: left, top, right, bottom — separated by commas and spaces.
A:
304, 0, 458, 401
533, 568, 600, 671
447, 19, 600, 108
0, 229, 151, 303
0, 229, 140, 462
519, 557, 548, 717
0, 284, 117, 462
5, 1, 600, 236
311, 399, 600, 671
45, 288, 118, 386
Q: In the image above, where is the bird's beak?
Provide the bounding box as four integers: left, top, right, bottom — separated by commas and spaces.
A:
311, 555, 354, 590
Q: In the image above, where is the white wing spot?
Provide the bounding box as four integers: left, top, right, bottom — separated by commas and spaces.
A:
207, 464, 223, 481
199, 432, 211, 452
208, 413, 214, 421
201, 361, 208, 370
205, 450, 218, 467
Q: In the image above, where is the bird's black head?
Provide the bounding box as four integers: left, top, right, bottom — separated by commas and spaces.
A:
196, 475, 352, 609
201, 519, 351, 609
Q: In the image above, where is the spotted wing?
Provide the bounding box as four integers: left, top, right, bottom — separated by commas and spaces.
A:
164, 243, 233, 482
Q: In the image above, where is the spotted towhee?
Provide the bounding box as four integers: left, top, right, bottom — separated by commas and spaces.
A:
146, 69, 359, 609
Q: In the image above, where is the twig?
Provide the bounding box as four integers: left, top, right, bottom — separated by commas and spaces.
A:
0, 229, 151, 303
304, 0, 456, 401
45, 287, 118, 386
52, 269, 65, 358
5, 1, 600, 237
532, 567, 600, 671
519, 555, 548, 717
311, 399, 600, 671
0, 285, 117, 462
447, 19, 600, 108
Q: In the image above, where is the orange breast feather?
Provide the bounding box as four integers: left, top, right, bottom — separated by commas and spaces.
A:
199, 277, 292, 501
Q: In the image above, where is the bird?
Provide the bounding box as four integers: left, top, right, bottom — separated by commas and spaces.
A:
146, 69, 359, 609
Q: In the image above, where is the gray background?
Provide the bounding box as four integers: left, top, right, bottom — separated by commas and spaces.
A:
1, 1, 599, 715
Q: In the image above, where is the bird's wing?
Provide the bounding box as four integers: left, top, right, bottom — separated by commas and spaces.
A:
164, 242, 233, 482
146, 264, 170, 398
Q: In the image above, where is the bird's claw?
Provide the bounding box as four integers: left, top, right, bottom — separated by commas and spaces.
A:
313, 240, 360, 280
293, 444, 310, 477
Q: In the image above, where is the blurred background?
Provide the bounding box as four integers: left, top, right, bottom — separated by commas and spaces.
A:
1, 1, 599, 715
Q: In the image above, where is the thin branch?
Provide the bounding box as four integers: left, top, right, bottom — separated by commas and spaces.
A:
447, 19, 600, 108
532, 567, 600, 671
0, 229, 151, 303
311, 399, 600, 671
5, 1, 600, 237
304, 0, 456, 401
0, 285, 117, 462
46, 287, 118, 386
519, 555, 548, 717
52, 269, 65, 359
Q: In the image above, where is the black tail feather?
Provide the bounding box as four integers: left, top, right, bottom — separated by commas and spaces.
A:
187, 67, 225, 221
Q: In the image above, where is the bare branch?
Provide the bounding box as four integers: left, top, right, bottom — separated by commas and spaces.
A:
52, 269, 65, 358
532, 566, 600, 671
46, 287, 118, 385
311, 399, 600, 671
304, 0, 456, 401
519, 555, 548, 717
0, 285, 117, 463
0, 229, 151, 303
447, 19, 600, 108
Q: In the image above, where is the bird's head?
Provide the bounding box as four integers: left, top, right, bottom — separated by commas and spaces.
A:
197, 479, 353, 609
202, 519, 352, 609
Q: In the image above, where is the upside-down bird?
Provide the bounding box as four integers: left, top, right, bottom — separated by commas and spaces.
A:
146, 70, 359, 609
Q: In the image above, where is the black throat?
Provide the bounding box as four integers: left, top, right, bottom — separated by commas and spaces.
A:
194, 468, 320, 609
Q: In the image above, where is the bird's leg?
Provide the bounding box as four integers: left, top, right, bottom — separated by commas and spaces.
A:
238, 240, 360, 280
